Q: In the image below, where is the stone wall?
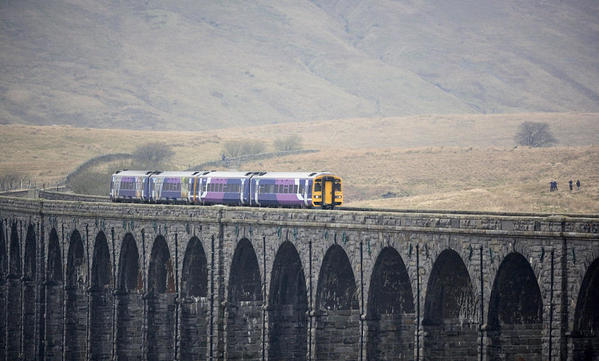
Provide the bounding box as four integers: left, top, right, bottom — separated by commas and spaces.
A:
0, 195, 598, 360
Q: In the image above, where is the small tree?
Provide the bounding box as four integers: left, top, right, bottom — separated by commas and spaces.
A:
223, 140, 266, 158
273, 135, 303, 152
132, 142, 174, 168
514, 121, 558, 147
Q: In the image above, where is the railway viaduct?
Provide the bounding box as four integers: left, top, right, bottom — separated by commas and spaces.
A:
0, 194, 598, 361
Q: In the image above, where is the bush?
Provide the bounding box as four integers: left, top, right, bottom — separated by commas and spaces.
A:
514, 122, 558, 147
273, 135, 303, 152
132, 142, 174, 168
0, 171, 26, 191
223, 139, 266, 158
68, 160, 131, 196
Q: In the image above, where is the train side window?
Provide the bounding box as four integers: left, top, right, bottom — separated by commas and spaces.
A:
299, 184, 304, 194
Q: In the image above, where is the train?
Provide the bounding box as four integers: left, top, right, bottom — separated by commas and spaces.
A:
110, 170, 343, 209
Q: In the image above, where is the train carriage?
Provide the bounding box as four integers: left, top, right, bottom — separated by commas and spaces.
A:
149, 171, 199, 203
196, 171, 251, 206
110, 170, 155, 202
250, 171, 343, 208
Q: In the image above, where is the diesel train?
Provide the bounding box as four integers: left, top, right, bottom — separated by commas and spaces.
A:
110, 170, 343, 209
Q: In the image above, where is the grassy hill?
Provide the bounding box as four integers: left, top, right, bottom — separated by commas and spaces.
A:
1, 112, 598, 213
1, 0, 598, 130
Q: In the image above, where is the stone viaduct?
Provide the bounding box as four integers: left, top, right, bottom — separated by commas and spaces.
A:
0, 194, 598, 361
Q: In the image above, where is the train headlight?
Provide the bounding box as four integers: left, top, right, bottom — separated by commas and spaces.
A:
314, 195, 321, 199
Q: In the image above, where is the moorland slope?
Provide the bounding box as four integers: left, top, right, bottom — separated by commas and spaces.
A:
1, 0, 598, 130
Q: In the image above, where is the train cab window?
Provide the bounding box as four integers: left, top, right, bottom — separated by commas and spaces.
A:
314, 182, 322, 192
335, 182, 341, 191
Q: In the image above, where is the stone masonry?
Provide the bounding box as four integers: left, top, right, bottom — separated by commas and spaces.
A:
0, 195, 598, 360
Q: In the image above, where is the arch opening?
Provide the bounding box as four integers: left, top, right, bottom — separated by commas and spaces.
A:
45, 228, 63, 358
487, 252, 542, 361
0, 222, 6, 360
423, 249, 477, 360
226, 238, 263, 360
180, 236, 209, 361
116, 233, 143, 360
573, 258, 599, 359
7, 222, 21, 360
268, 241, 308, 361
315, 244, 359, 361
89, 231, 113, 361
366, 247, 414, 361
147, 235, 176, 361
65, 230, 86, 361
22, 224, 37, 360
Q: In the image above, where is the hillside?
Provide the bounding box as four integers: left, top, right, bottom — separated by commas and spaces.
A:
1, 113, 598, 213
1, 0, 598, 130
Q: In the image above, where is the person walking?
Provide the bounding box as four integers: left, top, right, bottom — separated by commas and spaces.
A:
576, 179, 581, 190
569, 179, 573, 191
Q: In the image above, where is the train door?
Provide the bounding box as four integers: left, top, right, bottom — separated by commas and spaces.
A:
321, 176, 337, 209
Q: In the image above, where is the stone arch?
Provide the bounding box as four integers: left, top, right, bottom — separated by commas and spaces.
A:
573, 257, 599, 359
487, 252, 542, 361
22, 224, 37, 360
366, 246, 414, 361
423, 248, 477, 360
0, 221, 6, 360
315, 244, 359, 361
226, 238, 263, 360
65, 229, 87, 361
147, 235, 176, 361
45, 228, 63, 359
89, 231, 113, 361
116, 233, 143, 360
180, 236, 209, 361
7, 221, 21, 360
268, 241, 308, 361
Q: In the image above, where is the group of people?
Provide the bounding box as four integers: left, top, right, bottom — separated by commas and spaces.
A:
550, 179, 581, 192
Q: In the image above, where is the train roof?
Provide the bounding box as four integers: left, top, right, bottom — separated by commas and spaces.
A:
112, 170, 156, 177
201, 171, 253, 178
250, 171, 334, 179
150, 171, 203, 178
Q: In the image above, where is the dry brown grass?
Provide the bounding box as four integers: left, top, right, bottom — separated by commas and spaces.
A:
1, 112, 598, 213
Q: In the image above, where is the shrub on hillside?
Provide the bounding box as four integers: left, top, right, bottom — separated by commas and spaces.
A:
223, 139, 266, 158
132, 142, 174, 168
0, 171, 27, 191
515, 121, 558, 147
273, 135, 303, 152
69, 169, 112, 195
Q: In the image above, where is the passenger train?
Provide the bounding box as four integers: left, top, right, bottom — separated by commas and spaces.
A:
110, 170, 343, 209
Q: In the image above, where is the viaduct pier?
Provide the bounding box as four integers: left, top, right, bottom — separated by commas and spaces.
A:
0, 194, 598, 360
